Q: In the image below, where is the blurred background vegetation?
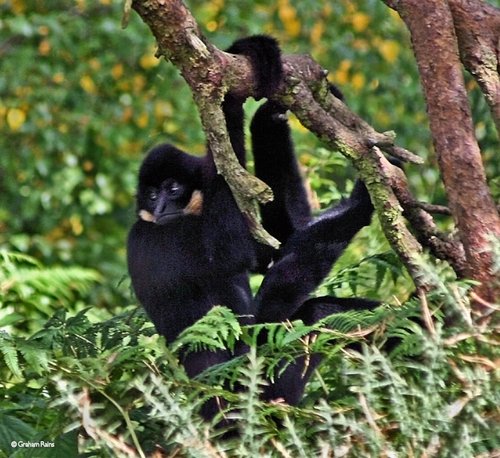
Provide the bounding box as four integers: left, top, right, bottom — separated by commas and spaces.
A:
1, 0, 498, 313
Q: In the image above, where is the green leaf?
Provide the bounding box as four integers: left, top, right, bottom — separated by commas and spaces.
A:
0, 414, 38, 452
0, 334, 23, 379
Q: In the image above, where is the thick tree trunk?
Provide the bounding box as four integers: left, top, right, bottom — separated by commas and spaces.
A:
449, 0, 500, 133
390, 0, 500, 303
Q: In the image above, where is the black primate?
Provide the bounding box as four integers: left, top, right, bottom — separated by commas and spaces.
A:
128, 36, 283, 421
248, 96, 378, 404
128, 36, 283, 344
127, 35, 378, 419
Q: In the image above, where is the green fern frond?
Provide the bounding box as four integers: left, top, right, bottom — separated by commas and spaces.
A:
3, 267, 101, 302
233, 347, 269, 452
16, 339, 50, 374
173, 306, 242, 354
0, 251, 101, 317
0, 250, 41, 268
0, 332, 23, 379
326, 250, 405, 293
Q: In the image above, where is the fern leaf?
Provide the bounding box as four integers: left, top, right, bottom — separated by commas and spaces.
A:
17, 339, 50, 374
0, 333, 23, 379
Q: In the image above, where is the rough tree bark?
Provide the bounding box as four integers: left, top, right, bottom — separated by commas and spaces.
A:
130, 0, 499, 306
449, 0, 500, 133
384, 0, 500, 305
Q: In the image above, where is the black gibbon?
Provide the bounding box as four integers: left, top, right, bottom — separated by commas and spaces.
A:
127, 35, 377, 418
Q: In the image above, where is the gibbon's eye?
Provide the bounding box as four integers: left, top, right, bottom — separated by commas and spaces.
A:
148, 189, 159, 201
166, 180, 183, 197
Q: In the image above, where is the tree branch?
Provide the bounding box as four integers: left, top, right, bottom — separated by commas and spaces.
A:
389, 164, 467, 276
383, 0, 500, 303
273, 60, 428, 288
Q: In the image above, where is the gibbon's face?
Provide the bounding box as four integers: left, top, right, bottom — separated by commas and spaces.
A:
138, 177, 203, 225
136, 144, 204, 225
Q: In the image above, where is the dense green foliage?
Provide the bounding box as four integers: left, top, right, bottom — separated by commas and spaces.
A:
0, 0, 498, 456
0, 251, 498, 456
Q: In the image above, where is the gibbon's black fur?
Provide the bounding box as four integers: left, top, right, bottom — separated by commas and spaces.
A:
127, 35, 378, 419
248, 94, 378, 405
262, 296, 380, 405
128, 36, 283, 343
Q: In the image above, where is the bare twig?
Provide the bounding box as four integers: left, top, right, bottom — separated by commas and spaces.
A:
410, 202, 451, 216
389, 162, 467, 275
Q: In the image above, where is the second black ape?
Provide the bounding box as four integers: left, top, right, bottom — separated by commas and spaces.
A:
249, 95, 378, 404
127, 35, 377, 418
